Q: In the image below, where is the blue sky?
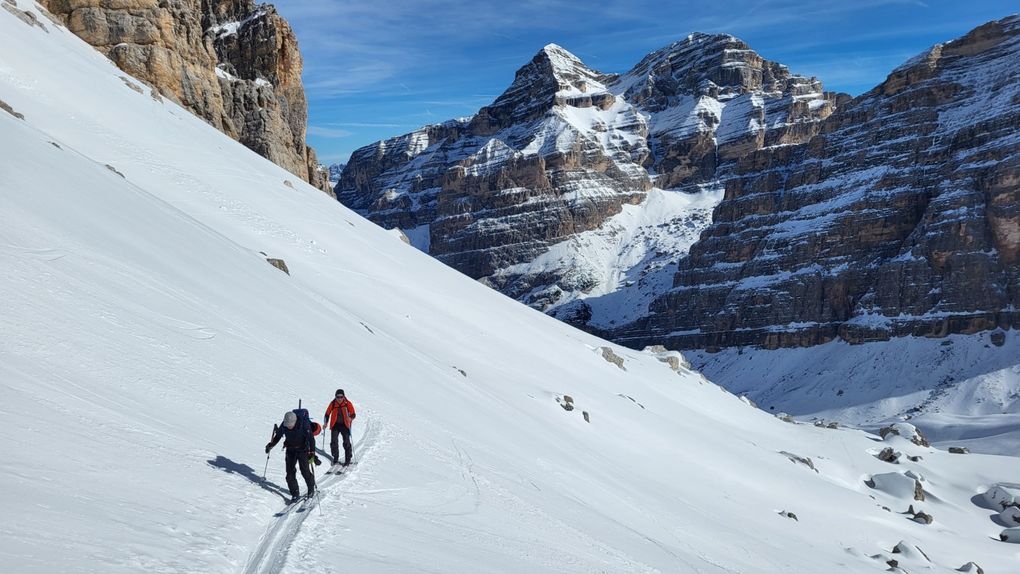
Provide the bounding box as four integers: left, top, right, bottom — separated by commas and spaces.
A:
271, 0, 1018, 165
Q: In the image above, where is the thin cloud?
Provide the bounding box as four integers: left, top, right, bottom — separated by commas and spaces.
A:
307, 126, 353, 138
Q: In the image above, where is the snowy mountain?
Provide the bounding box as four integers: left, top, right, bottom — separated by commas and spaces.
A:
3, 3, 1020, 573
336, 39, 841, 328
326, 162, 345, 186
621, 15, 1020, 353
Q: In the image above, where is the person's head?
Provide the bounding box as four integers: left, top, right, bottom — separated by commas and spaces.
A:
283, 411, 297, 429
335, 388, 345, 399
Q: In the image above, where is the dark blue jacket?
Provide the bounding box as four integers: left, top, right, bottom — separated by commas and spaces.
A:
268, 420, 314, 452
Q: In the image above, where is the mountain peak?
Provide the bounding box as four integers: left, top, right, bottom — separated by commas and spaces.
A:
469, 43, 609, 131
616, 32, 820, 111
536, 42, 584, 69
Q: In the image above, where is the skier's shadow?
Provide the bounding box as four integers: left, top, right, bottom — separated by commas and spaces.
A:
207, 455, 289, 503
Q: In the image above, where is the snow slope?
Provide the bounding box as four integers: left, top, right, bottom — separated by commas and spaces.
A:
689, 333, 1020, 456
2, 4, 1019, 573
496, 185, 722, 328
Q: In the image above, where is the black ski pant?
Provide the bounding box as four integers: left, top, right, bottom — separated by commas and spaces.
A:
330, 423, 352, 464
284, 448, 315, 497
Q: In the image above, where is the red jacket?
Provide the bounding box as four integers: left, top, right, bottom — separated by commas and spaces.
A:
324, 397, 356, 429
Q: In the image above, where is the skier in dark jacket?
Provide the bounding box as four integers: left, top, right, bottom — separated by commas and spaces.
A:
323, 389, 356, 466
265, 410, 316, 502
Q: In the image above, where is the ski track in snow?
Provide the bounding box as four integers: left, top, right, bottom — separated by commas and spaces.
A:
241, 418, 380, 574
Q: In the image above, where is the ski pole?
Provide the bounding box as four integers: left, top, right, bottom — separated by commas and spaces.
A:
263, 423, 278, 481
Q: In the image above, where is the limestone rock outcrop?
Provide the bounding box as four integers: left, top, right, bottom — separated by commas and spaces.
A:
40, 0, 331, 194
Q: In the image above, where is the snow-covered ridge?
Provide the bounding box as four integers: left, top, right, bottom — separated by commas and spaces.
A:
3, 4, 1020, 572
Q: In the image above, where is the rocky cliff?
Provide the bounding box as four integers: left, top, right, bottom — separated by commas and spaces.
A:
337, 39, 839, 319
616, 16, 1020, 351
40, 0, 331, 194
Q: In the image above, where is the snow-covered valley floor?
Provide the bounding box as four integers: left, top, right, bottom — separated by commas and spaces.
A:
690, 333, 1020, 456
2, 3, 1020, 573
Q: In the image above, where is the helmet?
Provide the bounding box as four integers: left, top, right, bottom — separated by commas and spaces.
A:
335, 388, 345, 397
283, 411, 297, 429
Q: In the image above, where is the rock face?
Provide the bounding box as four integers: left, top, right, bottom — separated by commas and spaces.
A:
40, 0, 331, 194
337, 39, 839, 319
617, 33, 848, 190
617, 16, 1020, 351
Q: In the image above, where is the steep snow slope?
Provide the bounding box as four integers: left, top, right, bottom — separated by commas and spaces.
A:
2, 4, 1019, 574
497, 185, 723, 329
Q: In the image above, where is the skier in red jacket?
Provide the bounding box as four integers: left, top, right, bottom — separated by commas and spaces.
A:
323, 389, 356, 466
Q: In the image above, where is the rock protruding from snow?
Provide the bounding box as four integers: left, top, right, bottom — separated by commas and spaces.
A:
1000, 527, 1020, 543
1000, 505, 1020, 526
876, 447, 901, 464
982, 484, 1020, 509
600, 346, 626, 370
880, 423, 931, 447
866, 472, 925, 501
265, 257, 289, 275
1, 97, 24, 120
779, 451, 817, 472
644, 345, 691, 372
557, 395, 575, 412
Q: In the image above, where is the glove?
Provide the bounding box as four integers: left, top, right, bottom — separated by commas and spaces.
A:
265, 443, 272, 454
350, 413, 356, 420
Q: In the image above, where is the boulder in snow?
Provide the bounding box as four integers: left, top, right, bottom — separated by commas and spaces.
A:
990, 330, 1006, 347
780, 451, 817, 472
876, 447, 901, 463
892, 541, 931, 561
1, 97, 25, 120
911, 510, 934, 524
982, 484, 1020, 509
866, 472, 924, 501
600, 346, 626, 370
557, 395, 575, 412
266, 258, 290, 275
2, 0, 47, 32
999, 505, 1020, 526
999, 527, 1020, 543
948, 446, 970, 454
956, 562, 984, 574
904, 505, 932, 524
643, 345, 691, 372
387, 228, 411, 244
879, 423, 930, 447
